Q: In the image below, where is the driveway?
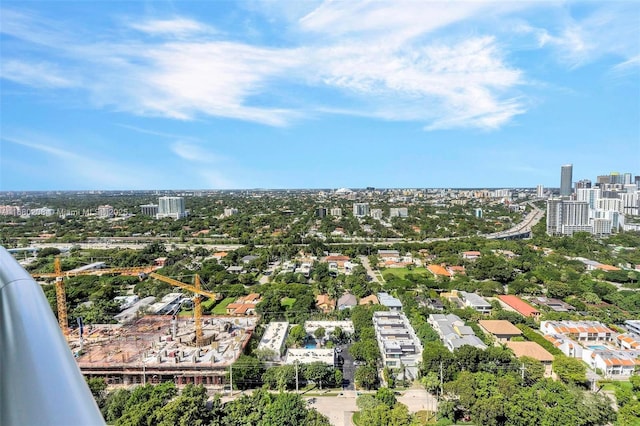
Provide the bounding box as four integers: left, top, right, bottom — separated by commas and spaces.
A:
337, 344, 355, 390
397, 388, 438, 413
308, 395, 357, 426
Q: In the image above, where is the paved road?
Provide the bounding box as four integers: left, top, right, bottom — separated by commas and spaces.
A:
337, 344, 355, 391
358, 255, 382, 283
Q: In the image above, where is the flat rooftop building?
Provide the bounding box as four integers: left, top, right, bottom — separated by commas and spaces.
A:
257, 322, 289, 359
377, 292, 403, 311
304, 320, 354, 335
285, 348, 335, 366
373, 311, 422, 379
72, 315, 257, 387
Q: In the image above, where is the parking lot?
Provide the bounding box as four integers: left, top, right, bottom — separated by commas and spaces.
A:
307, 394, 357, 426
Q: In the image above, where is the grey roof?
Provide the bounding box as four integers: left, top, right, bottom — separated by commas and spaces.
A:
377, 292, 403, 308
449, 336, 488, 350
338, 293, 357, 307
460, 291, 492, 308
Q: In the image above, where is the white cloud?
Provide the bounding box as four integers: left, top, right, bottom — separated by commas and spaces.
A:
171, 141, 224, 163
2, 134, 157, 189
1, 60, 75, 88
3, 2, 636, 132
129, 18, 214, 37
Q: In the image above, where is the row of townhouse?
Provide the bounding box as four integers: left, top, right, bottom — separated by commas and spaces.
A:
428, 314, 487, 352
541, 320, 640, 377
372, 311, 423, 380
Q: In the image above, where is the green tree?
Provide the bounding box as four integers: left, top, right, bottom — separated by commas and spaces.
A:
286, 324, 307, 348
156, 384, 211, 426
355, 365, 379, 390
314, 326, 326, 341
86, 377, 107, 409
552, 356, 586, 386
375, 387, 397, 408
302, 362, 332, 390
231, 355, 264, 390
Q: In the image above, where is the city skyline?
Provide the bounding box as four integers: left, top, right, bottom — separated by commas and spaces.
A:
1, 1, 639, 191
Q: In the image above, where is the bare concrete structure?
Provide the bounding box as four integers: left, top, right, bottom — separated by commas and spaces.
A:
73, 315, 257, 387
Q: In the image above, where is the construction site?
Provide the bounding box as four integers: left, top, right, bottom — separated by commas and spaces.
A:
70, 315, 257, 387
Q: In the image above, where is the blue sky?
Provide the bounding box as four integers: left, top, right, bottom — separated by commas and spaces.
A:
1, 1, 638, 190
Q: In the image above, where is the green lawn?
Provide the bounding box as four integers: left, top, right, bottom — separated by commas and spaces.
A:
381, 267, 429, 279
212, 297, 236, 314
281, 297, 296, 308
600, 380, 632, 392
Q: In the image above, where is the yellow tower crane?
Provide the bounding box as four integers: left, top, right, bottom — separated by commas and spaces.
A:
53, 257, 69, 337
33, 258, 158, 337
148, 272, 218, 347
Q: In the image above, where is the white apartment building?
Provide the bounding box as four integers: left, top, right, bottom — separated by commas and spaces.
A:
353, 203, 370, 217
389, 207, 408, 218
157, 197, 187, 219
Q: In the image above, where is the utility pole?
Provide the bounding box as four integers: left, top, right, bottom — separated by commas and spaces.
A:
439, 361, 444, 397
229, 365, 233, 397
520, 363, 526, 382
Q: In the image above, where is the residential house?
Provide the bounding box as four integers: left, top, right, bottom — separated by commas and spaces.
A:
359, 294, 379, 306
462, 251, 481, 260
377, 292, 403, 311
316, 294, 336, 313
582, 349, 640, 377
540, 320, 616, 343
529, 297, 575, 313
505, 341, 554, 377
478, 320, 523, 343
337, 293, 357, 310
427, 264, 452, 279
498, 295, 541, 320
460, 291, 492, 314
226, 293, 261, 316
428, 313, 487, 352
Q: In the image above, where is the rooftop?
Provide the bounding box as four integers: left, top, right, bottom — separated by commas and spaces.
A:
498, 295, 540, 316
478, 320, 522, 336
505, 341, 554, 362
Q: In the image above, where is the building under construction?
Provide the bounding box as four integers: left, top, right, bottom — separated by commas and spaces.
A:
70, 315, 257, 387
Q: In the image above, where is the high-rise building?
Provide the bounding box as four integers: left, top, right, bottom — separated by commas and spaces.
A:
223, 208, 238, 217
474, 208, 483, 219
97, 205, 114, 218
157, 197, 186, 219
315, 207, 327, 218
596, 175, 611, 186
576, 188, 601, 210
140, 204, 158, 217
389, 207, 408, 218
575, 179, 591, 189
536, 185, 544, 198
560, 164, 573, 197
623, 173, 632, 185
330, 207, 342, 217
546, 198, 563, 235
353, 203, 370, 217
371, 209, 383, 220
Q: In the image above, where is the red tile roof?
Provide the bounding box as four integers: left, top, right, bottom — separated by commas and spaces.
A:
498, 295, 540, 317
427, 264, 451, 277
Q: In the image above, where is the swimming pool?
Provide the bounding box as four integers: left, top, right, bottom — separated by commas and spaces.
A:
588, 345, 607, 350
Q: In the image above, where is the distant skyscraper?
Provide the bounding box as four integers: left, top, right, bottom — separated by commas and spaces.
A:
546, 198, 563, 235
140, 204, 158, 217
330, 207, 342, 217
560, 164, 573, 197
575, 179, 591, 189
474, 208, 483, 219
623, 173, 632, 185
389, 207, 408, 218
536, 185, 544, 198
157, 196, 186, 219
353, 203, 370, 217
315, 207, 327, 218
